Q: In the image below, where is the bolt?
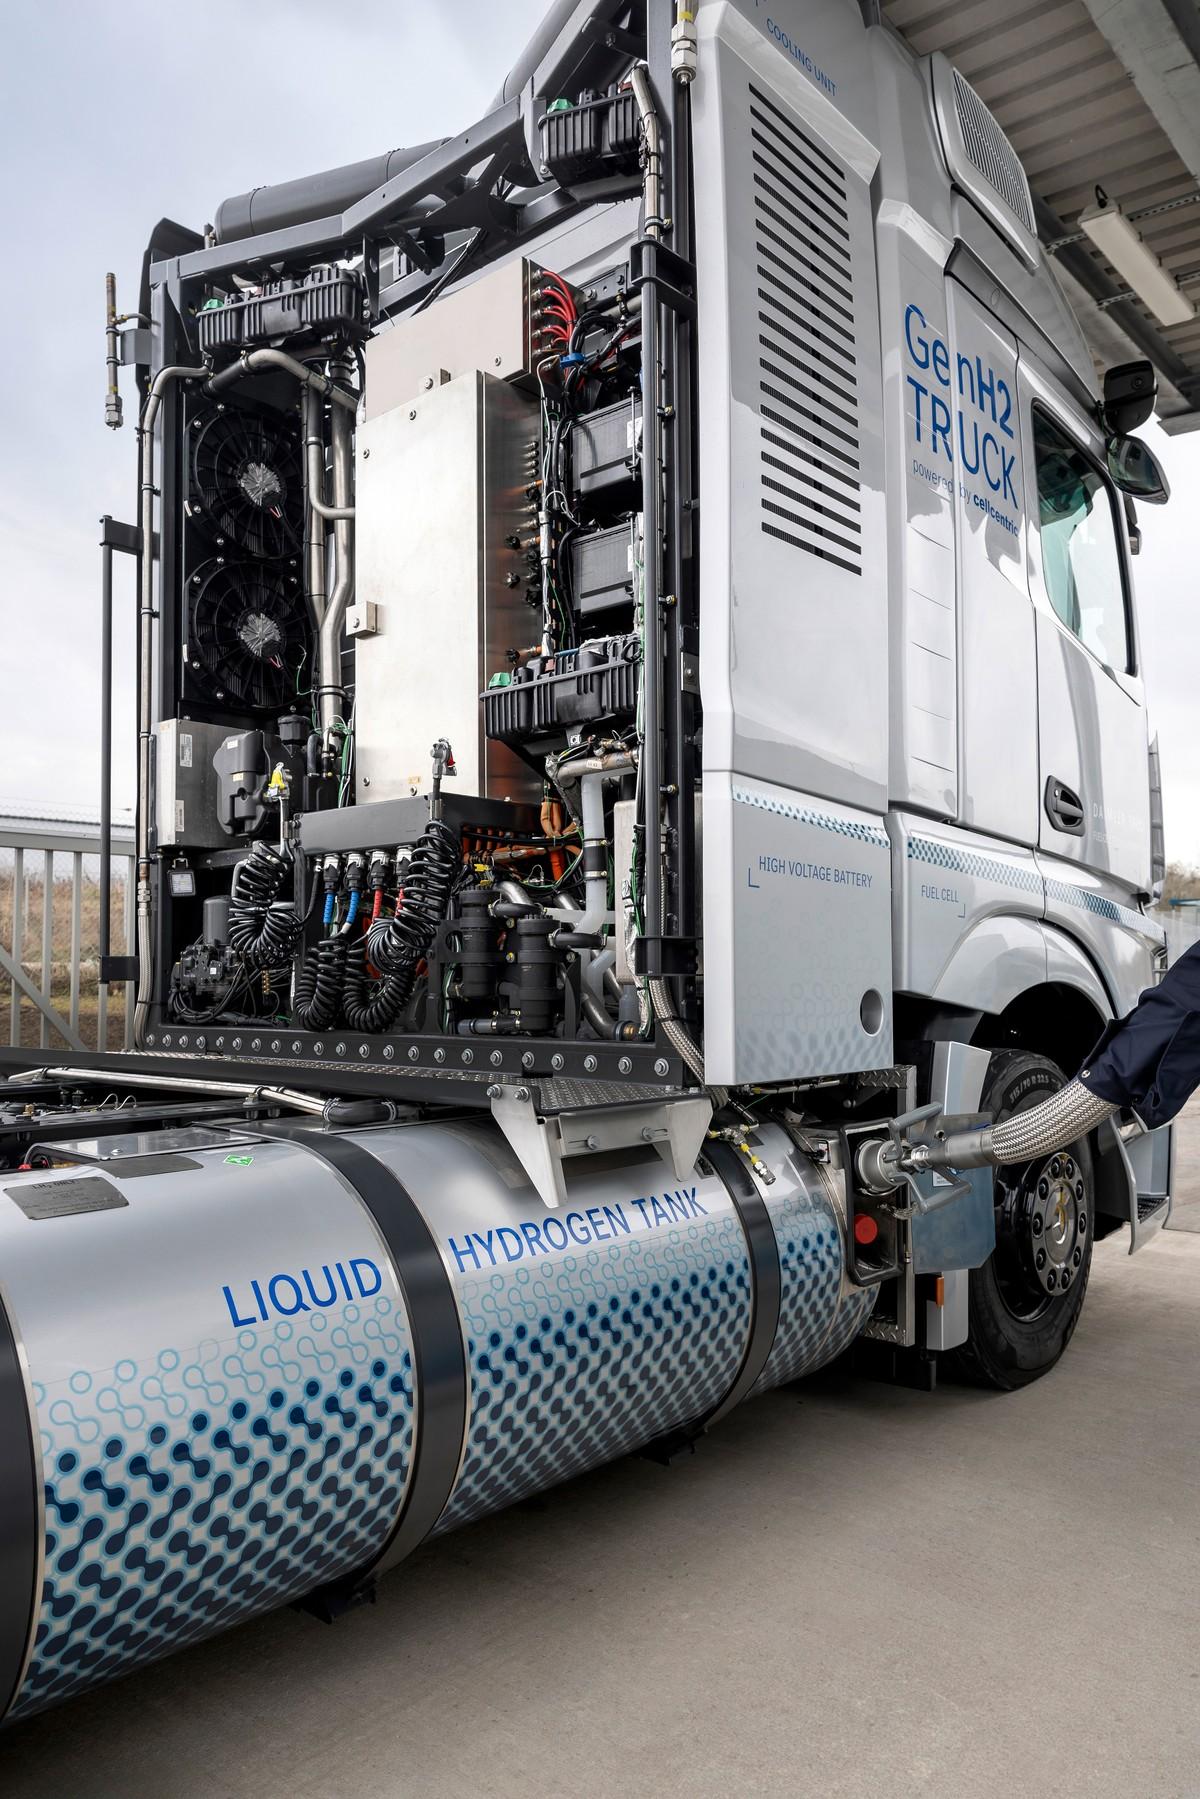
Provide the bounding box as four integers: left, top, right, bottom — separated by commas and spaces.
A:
514, 1087, 530, 1103
1032, 1214, 1043, 1235
363, 777, 371, 788
312, 1041, 323, 1056
232, 1037, 243, 1052
1073, 1247, 1082, 1266
214, 1037, 224, 1052
178, 1034, 189, 1049
1038, 1179, 1049, 1200
1061, 1268, 1071, 1288
1065, 1158, 1076, 1178
271, 1039, 281, 1053
584, 1054, 598, 1073
421, 375, 434, 391
618, 1055, 633, 1075
494, 355, 502, 367
162, 1033, 173, 1048
1075, 1181, 1085, 1201
490, 1050, 503, 1067
1078, 1212, 1087, 1233
585, 1135, 599, 1150
195, 1035, 206, 1052
362, 446, 370, 458
1046, 1269, 1058, 1289
522, 1051, 535, 1070
434, 1048, 446, 1063
1035, 1248, 1046, 1269
505, 572, 520, 587
383, 1045, 394, 1061
461, 1048, 474, 1065
409, 409, 417, 421
551, 1053, 565, 1071
1050, 1158, 1062, 1179
654, 1058, 670, 1077
335, 1041, 346, 1057
292, 1040, 302, 1054
359, 1044, 370, 1058
487, 1083, 502, 1100
408, 1046, 420, 1062
251, 1038, 262, 1053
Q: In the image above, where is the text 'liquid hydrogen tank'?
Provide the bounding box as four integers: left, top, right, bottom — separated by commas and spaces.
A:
0, 1120, 871, 1721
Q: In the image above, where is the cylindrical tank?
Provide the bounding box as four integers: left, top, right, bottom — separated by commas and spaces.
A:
0, 1117, 872, 1722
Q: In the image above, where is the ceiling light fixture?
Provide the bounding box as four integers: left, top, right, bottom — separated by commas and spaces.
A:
1078, 189, 1195, 328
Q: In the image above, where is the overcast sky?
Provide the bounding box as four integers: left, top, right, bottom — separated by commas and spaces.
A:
1, 0, 1198, 865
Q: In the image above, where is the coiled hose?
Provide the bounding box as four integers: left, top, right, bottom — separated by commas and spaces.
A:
228, 843, 301, 970
369, 820, 460, 977
341, 936, 414, 1033
293, 935, 348, 1033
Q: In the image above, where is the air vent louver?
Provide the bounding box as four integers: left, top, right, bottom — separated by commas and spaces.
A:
951, 70, 1034, 235
748, 83, 862, 577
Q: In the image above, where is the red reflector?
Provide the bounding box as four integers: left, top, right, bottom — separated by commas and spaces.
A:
853, 1213, 879, 1247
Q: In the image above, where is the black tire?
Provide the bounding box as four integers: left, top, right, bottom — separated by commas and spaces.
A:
950, 1049, 1094, 1390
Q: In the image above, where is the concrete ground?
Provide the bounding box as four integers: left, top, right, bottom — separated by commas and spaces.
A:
5, 1128, 1200, 1799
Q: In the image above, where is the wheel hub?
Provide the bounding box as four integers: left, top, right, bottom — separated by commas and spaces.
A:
1025, 1152, 1087, 1296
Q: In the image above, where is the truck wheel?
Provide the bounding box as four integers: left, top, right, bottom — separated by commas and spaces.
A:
950, 1049, 1094, 1390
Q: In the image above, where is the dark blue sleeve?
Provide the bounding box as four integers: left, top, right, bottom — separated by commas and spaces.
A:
1076, 937, 1200, 1129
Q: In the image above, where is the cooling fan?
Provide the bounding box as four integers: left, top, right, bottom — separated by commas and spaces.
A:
188, 403, 303, 559
186, 558, 306, 712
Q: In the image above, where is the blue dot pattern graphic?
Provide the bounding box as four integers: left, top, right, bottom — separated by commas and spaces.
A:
754, 1180, 875, 1393
435, 1212, 752, 1532
11, 1297, 414, 1719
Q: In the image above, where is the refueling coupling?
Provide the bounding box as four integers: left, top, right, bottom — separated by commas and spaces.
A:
856, 1078, 1120, 1197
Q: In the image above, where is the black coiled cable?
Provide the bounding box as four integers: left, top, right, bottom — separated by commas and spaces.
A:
228, 843, 301, 971
342, 935, 415, 1033
369, 819, 460, 974
292, 934, 347, 1032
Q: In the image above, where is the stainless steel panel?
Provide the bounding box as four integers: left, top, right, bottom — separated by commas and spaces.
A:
153, 719, 232, 850
363, 259, 535, 421
354, 370, 539, 803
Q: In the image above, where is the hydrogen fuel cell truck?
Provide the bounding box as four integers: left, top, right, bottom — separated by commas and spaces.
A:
0, 0, 1177, 1723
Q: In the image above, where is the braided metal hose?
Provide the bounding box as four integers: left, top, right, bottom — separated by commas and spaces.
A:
933, 1079, 1118, 1171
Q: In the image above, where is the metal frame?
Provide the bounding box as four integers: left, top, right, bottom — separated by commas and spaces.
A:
0, 818, 136, 1053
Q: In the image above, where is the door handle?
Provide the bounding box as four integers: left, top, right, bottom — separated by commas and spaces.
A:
1045, 776, 1086, 836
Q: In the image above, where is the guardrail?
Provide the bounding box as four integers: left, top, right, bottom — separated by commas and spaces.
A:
0, 813, 136, 1053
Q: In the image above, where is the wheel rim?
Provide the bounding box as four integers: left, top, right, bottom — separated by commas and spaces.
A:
993, 1148, 1089, 1323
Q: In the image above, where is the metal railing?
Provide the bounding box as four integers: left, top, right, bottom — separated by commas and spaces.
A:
0, 810, 136, 1053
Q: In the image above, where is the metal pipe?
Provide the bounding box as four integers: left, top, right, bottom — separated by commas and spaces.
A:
301, 389, 328, 635
99, 527, 114, 984
303, 390, 355, 521
207, 348, 357, 411
104, 274, 122, 430
317, 390, 355, 755
133, 363, 208, 1047
629, 65, 665, 241
5, 1065, 328, 1117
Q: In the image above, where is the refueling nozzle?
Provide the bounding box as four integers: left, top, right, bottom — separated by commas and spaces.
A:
855, 1077, 1123, 1201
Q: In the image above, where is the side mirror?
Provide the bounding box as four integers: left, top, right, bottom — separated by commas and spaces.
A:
1107, 434, 1170, 505
1103, 360, 1157, 435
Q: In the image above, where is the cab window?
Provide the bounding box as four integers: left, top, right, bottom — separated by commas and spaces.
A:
1033, 410, 1132, 674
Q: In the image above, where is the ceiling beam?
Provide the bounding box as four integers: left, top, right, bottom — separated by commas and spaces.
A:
1078, 0, 1200, 185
